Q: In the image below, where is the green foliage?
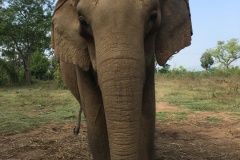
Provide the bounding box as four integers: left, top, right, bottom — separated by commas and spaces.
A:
206, 38, 240, 70
208, 66, 240, 77
157, 66, 188, 77
172, 66, 187, 74
0, 63, 9, 85
0, 58, 18, 85
30, 50, 50, 80
53, 59, 66, 89
157, 64, 171, 73
157, 66, 240, 79
200, 50, 214, 70
0, 0, 54, 84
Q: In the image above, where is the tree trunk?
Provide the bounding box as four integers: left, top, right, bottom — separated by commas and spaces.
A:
24, 66, 31, 85
24, 54, 31, 85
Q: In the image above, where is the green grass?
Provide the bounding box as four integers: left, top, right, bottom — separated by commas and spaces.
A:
1, 74, 240, 133
156, 112, 168, 121
0, 81, 79, 132
206, 117, 223, 122
174, 112, 188, 121
230, 112, 240, 117
155, 75, 240, 112
156, 111, 188, 121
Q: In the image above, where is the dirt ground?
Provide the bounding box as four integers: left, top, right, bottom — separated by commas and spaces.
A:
1, 103, 240, 160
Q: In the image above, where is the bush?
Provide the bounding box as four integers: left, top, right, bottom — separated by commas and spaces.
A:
0, 59, 19, 85
156, 66, 240, 79
0, 67, 9, 85
31, 50, 50, 80
53, 61, 66, 89
208, 67, 240, 77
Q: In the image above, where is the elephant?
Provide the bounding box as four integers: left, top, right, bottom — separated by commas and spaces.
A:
51, 0, 192, 159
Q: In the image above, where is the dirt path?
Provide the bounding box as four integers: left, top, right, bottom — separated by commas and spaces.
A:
1, 103, 240, 159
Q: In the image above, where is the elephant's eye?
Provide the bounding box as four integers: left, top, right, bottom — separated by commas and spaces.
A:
149, 12, 158, 22
145, 10, 160, 35
79, 16, 88, 26
79, 16, 93, 38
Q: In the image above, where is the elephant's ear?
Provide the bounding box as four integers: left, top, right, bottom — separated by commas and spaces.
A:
155, 0, 193, 66
51, 0, 90, 71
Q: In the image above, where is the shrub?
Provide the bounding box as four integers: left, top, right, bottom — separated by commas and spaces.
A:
53, 61, 66, 89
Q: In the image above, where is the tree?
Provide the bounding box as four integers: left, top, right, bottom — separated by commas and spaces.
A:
0, 0, 54, 85
155, 55, 172, 73
31, 50, 50, 80
0, 57, 18, 84
209, 39, 240, 70
158, 64, 170, 73
200, 50, 214, 71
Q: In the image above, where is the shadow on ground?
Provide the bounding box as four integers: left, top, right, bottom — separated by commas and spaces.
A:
1, 119, 239, 160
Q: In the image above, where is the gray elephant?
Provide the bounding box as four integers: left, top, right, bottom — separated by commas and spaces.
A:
51, 0, 192, 159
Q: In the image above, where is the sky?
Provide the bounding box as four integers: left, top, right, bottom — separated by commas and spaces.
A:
168, 0, 240, 70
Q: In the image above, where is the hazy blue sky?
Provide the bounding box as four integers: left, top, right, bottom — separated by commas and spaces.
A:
168, 0, 240, 70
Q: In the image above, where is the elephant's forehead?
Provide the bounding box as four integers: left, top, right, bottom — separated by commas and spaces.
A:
135, 0, 153, 10
93, 0, 155, 9
79, 0, 158, 21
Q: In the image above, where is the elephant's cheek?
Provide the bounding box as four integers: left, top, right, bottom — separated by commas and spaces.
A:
98, 58, 144, 159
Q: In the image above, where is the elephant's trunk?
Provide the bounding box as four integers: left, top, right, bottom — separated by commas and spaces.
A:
99, 59, 144, 159
97, 37, 145, 159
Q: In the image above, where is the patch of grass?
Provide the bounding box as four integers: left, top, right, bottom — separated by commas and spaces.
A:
155, 75, 240, 112
156, 111, 189, 121
229, 112, 240, 117
206, 117, 223, 122
0, 81, 80, 132
1, 75, 239, 132
174, 112, 188, 121
156, 112, 168, 121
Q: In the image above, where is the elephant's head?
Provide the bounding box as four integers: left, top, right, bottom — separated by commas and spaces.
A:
51, 0, 192, 159
52, 0, 192, 68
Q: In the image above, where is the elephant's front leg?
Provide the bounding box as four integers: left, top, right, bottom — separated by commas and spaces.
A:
76, 66, 110, 160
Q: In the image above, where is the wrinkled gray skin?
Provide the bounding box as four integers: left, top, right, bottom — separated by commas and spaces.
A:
51, 0, 192, 159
